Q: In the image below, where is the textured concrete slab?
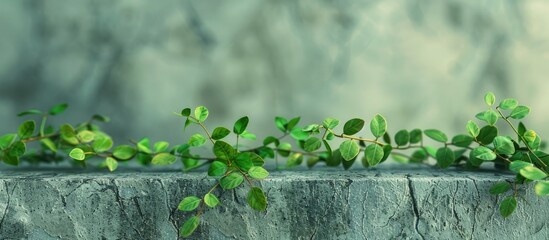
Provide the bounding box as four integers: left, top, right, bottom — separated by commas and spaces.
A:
0, 166, 547, 239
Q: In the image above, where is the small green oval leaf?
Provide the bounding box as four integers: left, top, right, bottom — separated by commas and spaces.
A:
247, 187, 267, 211
489, 182, 511, 195
213, 141, 236, 160
233, 116, 249, 135
248, 166, 269, 179
499, 196, 517, 218
151, 153, 177, 165
112, 145, 137, 160
477, 125, 498, 145
484, 92, 496, 106
69, 148, 86, 161
519, 166, 547, 180
409, 129, 422, 144
181, 108, 191, 117
180, 216, 200, 237
509, 106, 530, 120
436, 147, 455, 168
188, 134, 207, 147
212, 127, 231, 140
535, 181, 549, 196
484, 110, 499, 126
365, 144, 384, 166
323, 118, 340, 130
178, 196, 201, 211
208, 161, 228, 176
339, 140, 359, 161
49, 103, 68, 116
472, 146, 496, 161
194, 106, 209, 122
424, 129, 448, 143
92, 137, 113, 153
204, 193, 220, 208
466, 121, 480, 138
18, 120, 35, 139
105, 157, 118, 172
343, 118, 365, 135
0, 134, 17, 150
220, 173, 244, 189
499, 98, 518, 110
303, 137, 322, 152
394, 130, 410, 146
493, 136, 515, 155
370, 114, 387, 138
509, 160, 533, 173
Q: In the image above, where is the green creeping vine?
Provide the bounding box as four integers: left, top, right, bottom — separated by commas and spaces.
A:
1, 92, 549, 237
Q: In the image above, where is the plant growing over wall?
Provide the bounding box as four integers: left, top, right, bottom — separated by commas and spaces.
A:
1, 92, 548, 237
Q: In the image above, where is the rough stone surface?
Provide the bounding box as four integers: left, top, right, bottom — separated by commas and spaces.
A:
0, 166, 548, 239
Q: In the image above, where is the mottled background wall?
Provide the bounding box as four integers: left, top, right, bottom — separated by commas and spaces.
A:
1, 0, 548, 145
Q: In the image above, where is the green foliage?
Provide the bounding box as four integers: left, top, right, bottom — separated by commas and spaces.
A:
247, 187, 267, 211
112, 145, 136, 160
466, 121, 480, 138
370, 114, 387, 138
489, 182, 511, 195
493, 136, 515, 155
69, 148, 86, 161
194, 106, 209, 123
151, 153, 177, 165
535, 181, 549, 196
0, 134, 16, 150
323, 118, 339, 130
364, 144, 384, 166
424, 129, 448, 143
188, 134, 207, 147
178, 196, 201, 211
204, 193, 220, 207
303, 137, 322, 152
499, 98, 518, 110
339, 140, 359, 161
499, 196, 517, 218
208, 161, 228, 176
436, 147, 455, 168
220, 173, 244, 189
49, 103, 68, 116
394, 130, 410, 146
248, 166, 269, 179
484, 92, 496, 106
509, 106, 530, 119
233, 116, 249, 135
343, 118, 364, 135
212, 127, 231, 140
519, 166, 547, 180
105, 157, 118, 172
471, 146, 496, 161
409, 129, 422, 144
3, 93, 546, 237
180, 216, 200, 237
18, 120, 35, 139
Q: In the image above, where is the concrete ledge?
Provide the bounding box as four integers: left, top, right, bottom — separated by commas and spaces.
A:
0, 166, 548, 239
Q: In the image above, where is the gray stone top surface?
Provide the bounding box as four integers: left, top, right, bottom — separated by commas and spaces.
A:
0, 166, 547, 240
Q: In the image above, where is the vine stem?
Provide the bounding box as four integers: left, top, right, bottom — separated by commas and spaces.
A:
495, 107, 547, 168
189, 116, 215, 145
22, 133, 59, 143
328, 129, 385, 146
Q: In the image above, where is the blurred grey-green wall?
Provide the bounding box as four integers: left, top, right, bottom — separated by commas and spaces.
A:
1, 0, 548, 145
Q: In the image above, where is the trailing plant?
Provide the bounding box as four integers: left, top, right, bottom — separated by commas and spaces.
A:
1, 92, 548, 237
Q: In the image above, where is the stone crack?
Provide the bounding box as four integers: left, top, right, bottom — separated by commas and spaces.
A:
157, 179, 178, 236
406, 175, 425, 240
0, 181, 13, 230
110, 179, 141, 236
